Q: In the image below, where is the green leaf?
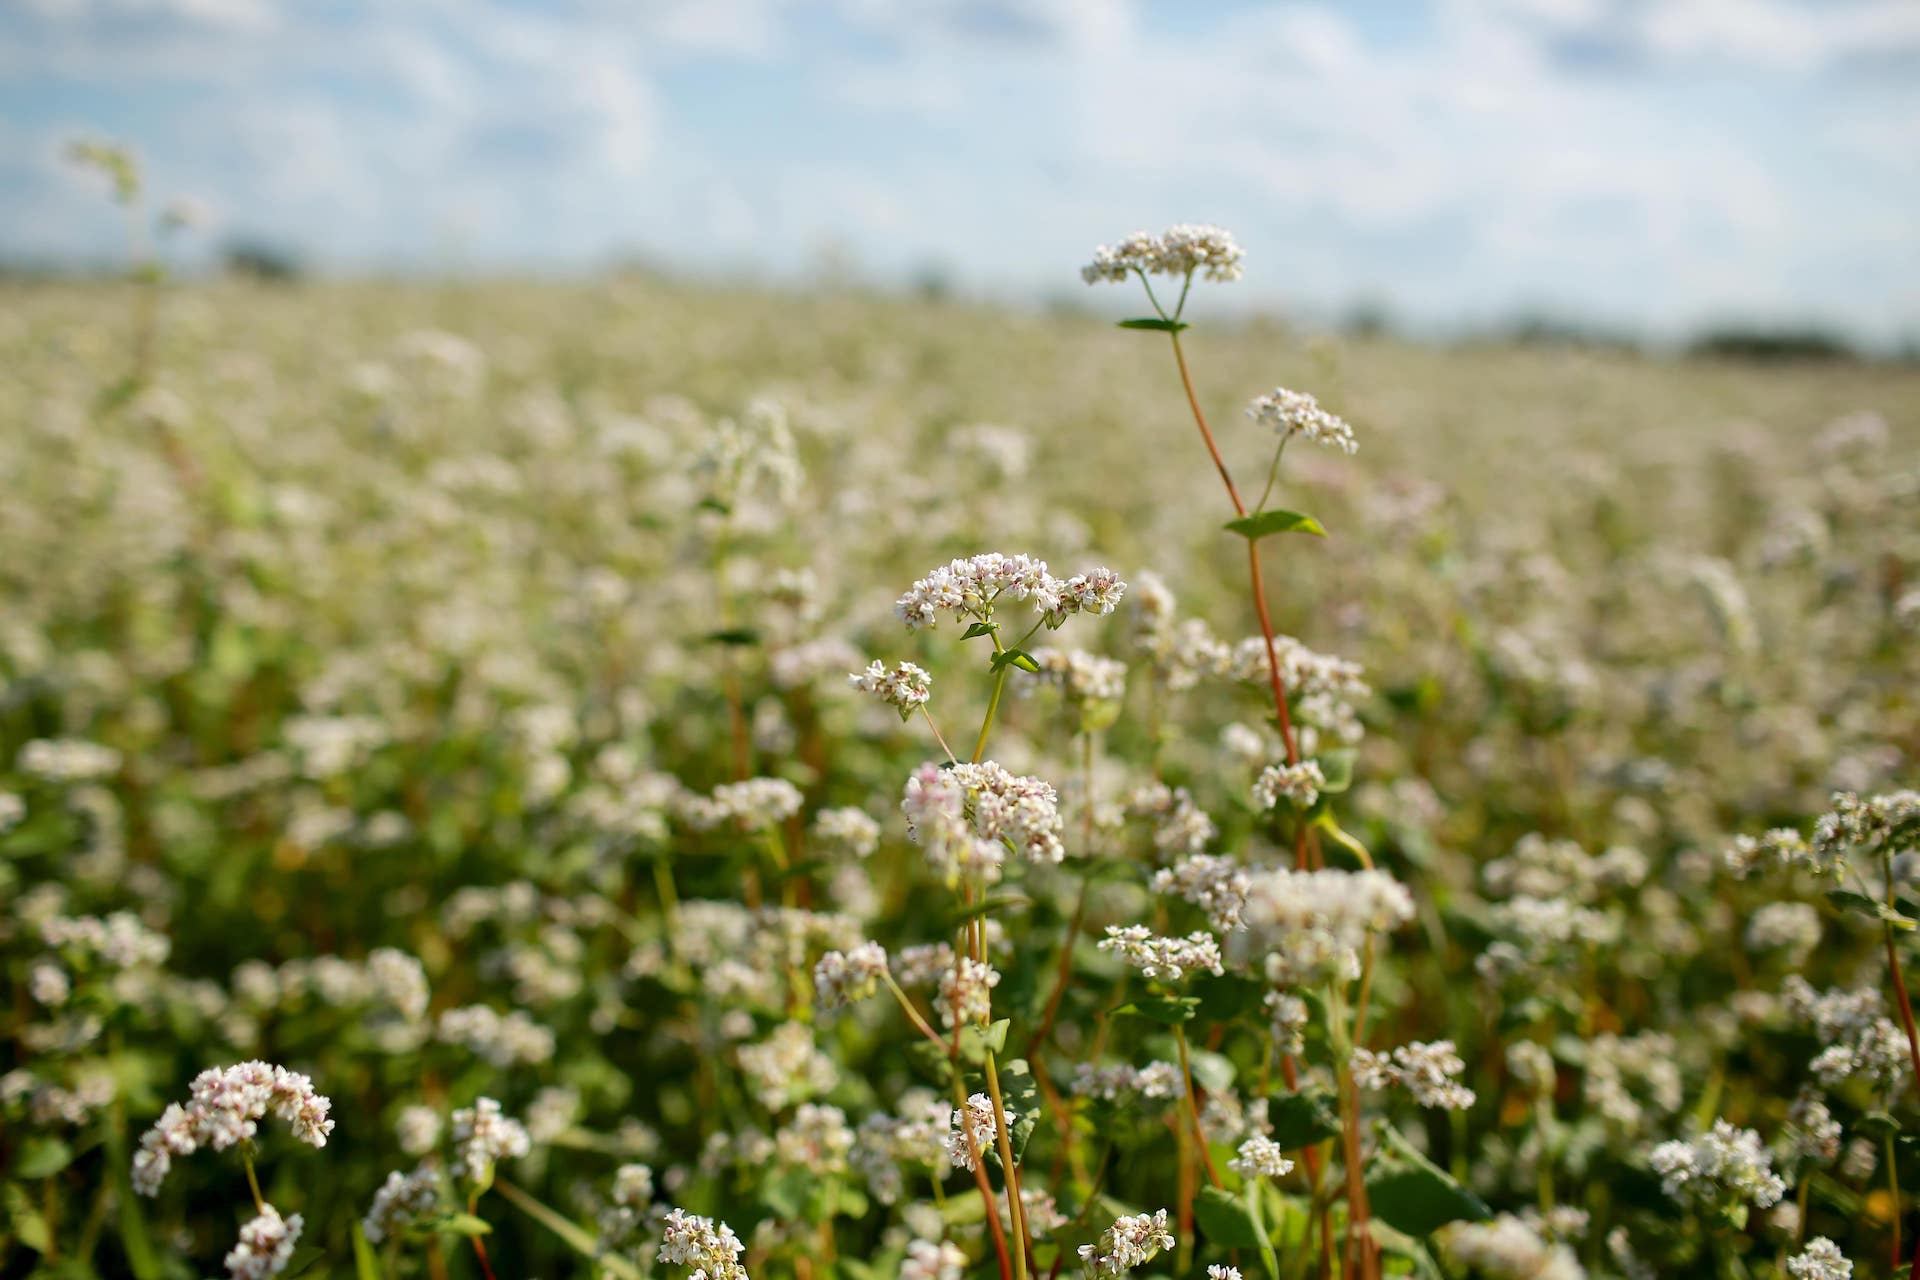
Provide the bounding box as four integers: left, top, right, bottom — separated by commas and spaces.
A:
990, 647, 1042, 673
1826, 890, 1915, 929
493, 1180, 641, 1280
957, 1019, 1011, 1064
1314, 749, 1357, 794
1114, 996, 1199, 1025
1266, 1091, 1342, 1149
13, 1136, 74, 1179
352, 1224, 385, 1280
3, 1183, 51, 1254
937, 1188, 987, 1225
1189, 972, 1269, 1023
1194, 1186, 1262, 1248
999, 1058, 1041, 1163
1116, 318, 1190, 332
1184, 1047, 1236, 1095
703, 628, 761, 647
1365, 1128, 1490, 1237
431, 1213, 493, 1238
1856, 1111, 1900, 1140
1224, 509, 1329, 540
961, 621, 998, 640
761, 1167, 812, 1219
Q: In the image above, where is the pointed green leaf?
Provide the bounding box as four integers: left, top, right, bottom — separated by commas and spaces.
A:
1114, 996, 1199, 1025
1117, 318, 1190, 332
1224, 509, 1329, 540
1195, 1186, 1262, 1248
1267, 1091, 1342, 1149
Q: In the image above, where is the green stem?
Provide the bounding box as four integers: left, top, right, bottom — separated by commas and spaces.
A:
1245, 1177, 1281, 1280
1175, 1024, 1223, 1188
241, 1148, 265, 1214
973, 665, 1010, 764
984, 1050, 1034, 1280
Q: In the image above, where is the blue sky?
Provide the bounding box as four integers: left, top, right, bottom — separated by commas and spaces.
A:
3, 0, 1918, 341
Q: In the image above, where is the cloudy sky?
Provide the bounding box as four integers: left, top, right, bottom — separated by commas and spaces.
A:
3, 0, 1917, 341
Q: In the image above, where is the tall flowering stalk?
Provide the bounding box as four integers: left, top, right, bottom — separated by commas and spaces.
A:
1085, 225, 1380, 1280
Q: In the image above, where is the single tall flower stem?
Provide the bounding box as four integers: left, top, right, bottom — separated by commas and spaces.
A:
464, 1193, 500, 1280
1174, 1023, 1224, 1188
973, 664, 1011, 764
952, 1070, 1016, 1280
1164, 330, 1311, 870
710, 523, 752, 781
240, 1150, 265, 1214
984, 1050, 1036, 1279
921, 706, 959, 763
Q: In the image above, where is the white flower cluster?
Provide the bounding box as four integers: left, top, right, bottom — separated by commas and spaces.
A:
1127, 783, 1217, 857
1786, 1238, 1852, 1280
1440, 1214, 1584, 1280
658, 1207, 749, 1280
449, 1097, 531, 1182
1245, 388, 1358, 455
1225, 636, 1370, 748
1029, 647, 1128, 707
1231, 868, 1415, 986
1350, 1040, 1476, 1110
1648, 1119, 1786, 1211
1070, 1061, 1185, 1102
851, 1091, 950, 1203
813, 941, 890, 1010
1152, 854, 1251, 933
132, 1062, 335, 1195
1812, 789, 1920, 869
1097, 925, 1224, 981
1228, 1135, 1294, 1179
811, 806, 880, 858
224, 1204, 303, 1280
1252, 760, 1325, 811
679, 777, 805, 833
738, 1021, 838, 1109
946, 1093, 1001, 1171
901, 1238, 968, 1280
894, 554, 1125, 632
1724, 827, 1812, 878
849, 660, 932, 717
1078, 1209, 1176, 1277
935, 957, 1001, 1029
17, 737, 122, 783
363, 1166, 440, 1244
40, 911, 171, 968
775, 1103, 855, 1174
1081, 225, 1244, 284
436, 1005, 556, 1067
902, 760, 1064, 880
1782, 976, 1910, 1088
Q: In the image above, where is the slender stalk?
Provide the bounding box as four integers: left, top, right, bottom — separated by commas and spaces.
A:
984, 1050, 1035, 1280
922, 705, 959, 763
1175, 1024, 1224, 1188
973, 665, 1011, 764
241, 1149, 265, 1214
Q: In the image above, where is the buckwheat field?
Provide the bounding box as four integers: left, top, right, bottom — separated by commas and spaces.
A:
4, 218, 1919, 1280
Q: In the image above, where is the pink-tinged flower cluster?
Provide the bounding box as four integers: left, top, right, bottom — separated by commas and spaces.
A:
1245, 387, 1358, 455
224, 1204, 303, 1279
902, 761, 1064, 882
894, 554, 1125, 632
1081, 225, 1245, 284
849, 660, 932, 717
658, 1207, 749, 1280
132, 1062, 334, 1196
